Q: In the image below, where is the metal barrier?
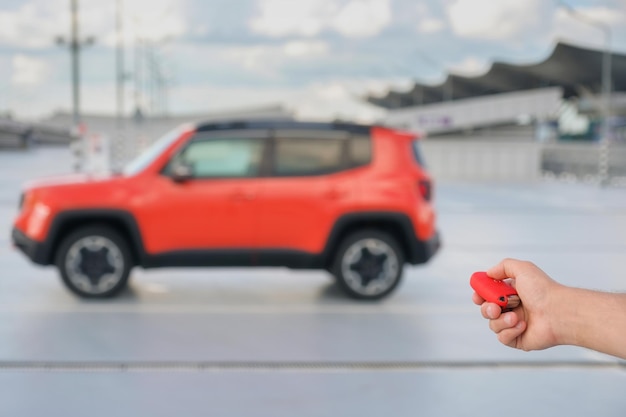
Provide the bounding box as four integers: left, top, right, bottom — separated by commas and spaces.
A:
0, 119, 73, 149
420, 138, 626, 185
420, 139, 542, 182
541, 142, 626, 184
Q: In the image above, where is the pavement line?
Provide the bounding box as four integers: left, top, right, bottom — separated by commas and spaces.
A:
0, 361, 622, 373
445, 243, 626, 253
0, 304, 476, 314
439, 208, 626, 215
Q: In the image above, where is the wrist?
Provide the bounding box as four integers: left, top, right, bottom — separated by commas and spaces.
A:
549, 286, 614, 349
545, 284, 578, 347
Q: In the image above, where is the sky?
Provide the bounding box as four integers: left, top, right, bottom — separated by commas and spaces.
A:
0, 0, 625, 122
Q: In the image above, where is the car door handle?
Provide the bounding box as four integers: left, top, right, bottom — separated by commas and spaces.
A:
232, 192, 256, 201
325, 189, 345, 200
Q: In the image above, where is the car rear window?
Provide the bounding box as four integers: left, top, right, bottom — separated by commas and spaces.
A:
412, 139, 426, 167
274, 138, 344, 176
348, 136, 372, 167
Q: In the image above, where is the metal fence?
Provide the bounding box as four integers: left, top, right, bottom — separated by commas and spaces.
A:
0, 119, 73, 149
421, 139, 626, 185
541, 142, 626, 184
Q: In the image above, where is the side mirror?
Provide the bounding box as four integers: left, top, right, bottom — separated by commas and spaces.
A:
170, 161, 194, 183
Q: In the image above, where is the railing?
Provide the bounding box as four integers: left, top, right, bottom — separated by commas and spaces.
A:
541, 142, 626, 184
421, 138, 626, 185
0, 119, 74, 149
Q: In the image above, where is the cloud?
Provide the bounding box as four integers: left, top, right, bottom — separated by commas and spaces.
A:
249, 0, 337, 37
414, 3, 445, 34
552, 6, 626, 50
89, 0, 186, 47
446, 0, 544, 40
287, 81, 388, 123
3, 0, 626, 122
119, 0, 186, 42
222, 45, 284, 77
418, 18, 445, 34
0, 1, 66, 48
332, 0, 392, 38
0, 0, 186, 50
283, 40, 329, 57
249, 0, 392, 38
183, 41, 329, 82
170, 81, 387, 124
11, 54, 49, 86
169, 73, 393, 123
448, 56, 489, 76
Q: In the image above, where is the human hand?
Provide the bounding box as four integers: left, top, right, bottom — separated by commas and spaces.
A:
472, 258, 564, 352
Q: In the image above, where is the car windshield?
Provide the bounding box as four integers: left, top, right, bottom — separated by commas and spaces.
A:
123, 124, 192, 176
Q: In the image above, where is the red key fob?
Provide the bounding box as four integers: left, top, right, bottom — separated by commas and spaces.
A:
470, 271, 520, 309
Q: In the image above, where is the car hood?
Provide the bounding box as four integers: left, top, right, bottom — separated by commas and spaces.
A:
23, 173, 120, 191
21, 172, 136, 209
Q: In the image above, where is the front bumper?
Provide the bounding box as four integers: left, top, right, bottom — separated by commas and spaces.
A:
11, 227, 49, 265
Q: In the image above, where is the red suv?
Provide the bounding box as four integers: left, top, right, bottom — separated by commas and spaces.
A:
12, 120, 440, 300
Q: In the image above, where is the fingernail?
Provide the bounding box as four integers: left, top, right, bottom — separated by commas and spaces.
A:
504, 314, 514, 326
487, 305, 497, 318
515, 322, 524, 329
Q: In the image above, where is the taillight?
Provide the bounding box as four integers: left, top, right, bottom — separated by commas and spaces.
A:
418, 179, 432, 201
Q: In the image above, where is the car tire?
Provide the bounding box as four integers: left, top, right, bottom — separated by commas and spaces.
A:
55, 225, 132, 298
332, 229, 404, 300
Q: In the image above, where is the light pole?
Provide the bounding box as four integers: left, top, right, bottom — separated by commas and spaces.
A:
557, 1, 613, 186
116, 0, 125, 129
56, 0, 95, 125
56, 0, 94, 171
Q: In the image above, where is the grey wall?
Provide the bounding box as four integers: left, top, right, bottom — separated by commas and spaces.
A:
420, 139, 542, 182
421, 139, 626, 183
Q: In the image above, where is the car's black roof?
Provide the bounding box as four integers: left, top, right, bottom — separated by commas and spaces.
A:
195, 119, 373, 135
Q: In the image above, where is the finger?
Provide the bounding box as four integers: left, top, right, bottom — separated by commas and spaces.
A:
486, 258, 534, 281
480, 302, 502, 320
496, 321, 527, 348
488, 311, 519, 333
472, 292, 485, 305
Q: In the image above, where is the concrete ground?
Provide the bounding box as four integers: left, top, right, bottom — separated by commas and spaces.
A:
0, 147, 625, 417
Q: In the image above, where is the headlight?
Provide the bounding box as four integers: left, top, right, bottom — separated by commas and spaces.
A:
26, 202, 51, 237
19, 191, 36, 213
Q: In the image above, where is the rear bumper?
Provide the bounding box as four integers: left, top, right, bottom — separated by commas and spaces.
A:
407, 230, 441, 265
11, 227, 49, 265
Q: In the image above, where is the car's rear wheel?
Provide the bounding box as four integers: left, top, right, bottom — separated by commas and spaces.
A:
332, 229, 404, 300
55, 225, 132, 298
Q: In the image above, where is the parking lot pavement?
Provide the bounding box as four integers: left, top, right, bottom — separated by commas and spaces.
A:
1, 147, 625, 416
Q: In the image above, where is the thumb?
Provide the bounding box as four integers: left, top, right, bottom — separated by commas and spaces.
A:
487, 258, 532, 281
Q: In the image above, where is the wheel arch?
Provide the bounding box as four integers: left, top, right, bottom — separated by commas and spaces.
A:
45, 209, 146, 267
322, 212, 420, 268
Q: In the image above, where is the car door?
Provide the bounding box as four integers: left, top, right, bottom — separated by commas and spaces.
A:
255, 131, 355, 255
138, 132, 267, 256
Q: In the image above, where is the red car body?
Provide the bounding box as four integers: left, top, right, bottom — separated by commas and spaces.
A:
12, 120, 440, 299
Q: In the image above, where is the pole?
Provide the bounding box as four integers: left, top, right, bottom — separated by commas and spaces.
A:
70, 0, 80, 126
599, 28, 612, 186
116, 0, 124, 128
558, 1, 613, 186
134, 35, 142, 119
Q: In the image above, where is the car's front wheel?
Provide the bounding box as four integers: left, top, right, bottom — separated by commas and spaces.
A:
332, 229, 404, 300
55, 225, 132, 298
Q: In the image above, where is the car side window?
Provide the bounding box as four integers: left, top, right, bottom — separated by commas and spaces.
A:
348, 136, 372, 167
274, 138, 344, 176
171, 138, 265, 178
